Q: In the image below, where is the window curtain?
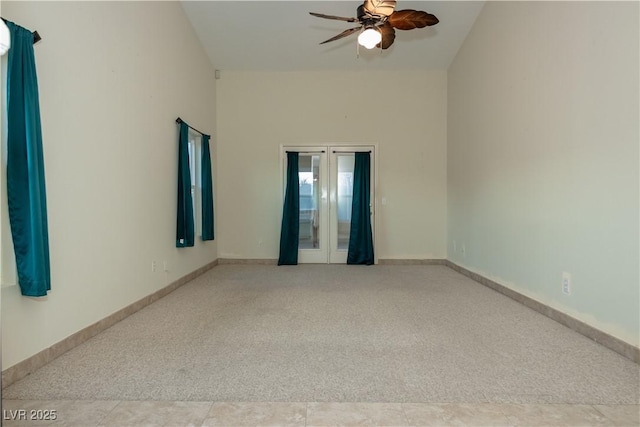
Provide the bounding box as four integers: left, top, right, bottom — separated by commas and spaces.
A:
201, 134, 214, 241
347, 152, 374, 265
6, 21, 51, 296
278, 152, 299, 265
176, 122, 194, 247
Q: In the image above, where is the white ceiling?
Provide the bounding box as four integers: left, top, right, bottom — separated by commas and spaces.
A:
181, 1, 485, 72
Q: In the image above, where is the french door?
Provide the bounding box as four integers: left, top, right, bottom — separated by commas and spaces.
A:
281, 145, 376, 264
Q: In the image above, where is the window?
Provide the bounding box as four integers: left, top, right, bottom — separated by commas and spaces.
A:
187, 130, 202, 238
177, 121, 214, 247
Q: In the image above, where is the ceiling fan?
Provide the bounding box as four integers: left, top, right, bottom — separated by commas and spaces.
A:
309, 0, 439, 50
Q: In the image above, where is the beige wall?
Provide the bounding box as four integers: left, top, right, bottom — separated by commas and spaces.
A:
1, 1, 217, 368
448, 1, 639, 346
216, 70, 447, 261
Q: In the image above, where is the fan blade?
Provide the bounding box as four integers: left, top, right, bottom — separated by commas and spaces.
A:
376, 22, 396, 49
309, 12, 358, 23
363, 0, 397, 17
319, 26, 362, 44
388, 10, 439, 30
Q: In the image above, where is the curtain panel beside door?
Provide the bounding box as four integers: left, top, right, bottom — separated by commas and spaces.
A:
347, 152, 374, 265
278, 152, 299, 265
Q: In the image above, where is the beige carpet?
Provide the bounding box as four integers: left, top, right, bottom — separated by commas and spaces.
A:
4, 265, 639, 404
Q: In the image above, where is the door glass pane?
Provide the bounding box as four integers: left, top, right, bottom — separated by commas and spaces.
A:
337, 154, 354, 250
299, 155, 320, 250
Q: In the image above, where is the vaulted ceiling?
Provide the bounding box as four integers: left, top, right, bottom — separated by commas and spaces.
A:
181, 1, 485, 72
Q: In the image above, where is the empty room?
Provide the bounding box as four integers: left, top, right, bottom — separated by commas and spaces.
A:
0, 1, 638, 426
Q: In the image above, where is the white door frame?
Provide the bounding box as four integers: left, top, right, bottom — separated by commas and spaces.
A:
280, 144, 378, 264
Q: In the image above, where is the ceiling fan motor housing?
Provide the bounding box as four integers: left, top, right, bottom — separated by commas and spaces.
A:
357, 4, 386, 26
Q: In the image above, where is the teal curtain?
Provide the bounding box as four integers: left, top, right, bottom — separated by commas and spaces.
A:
6, 21, 51, 296
201, 134, 214, 241
176, 122, 194, 247
278, 152, 299, 265
347, 152, 374, 265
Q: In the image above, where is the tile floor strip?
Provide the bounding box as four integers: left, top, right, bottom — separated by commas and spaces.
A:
306, 402, 407, 426
202, 402, 306, 427
1, 400, 638, 427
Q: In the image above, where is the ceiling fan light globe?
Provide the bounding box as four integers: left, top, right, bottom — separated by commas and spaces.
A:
358, 28, 382, 49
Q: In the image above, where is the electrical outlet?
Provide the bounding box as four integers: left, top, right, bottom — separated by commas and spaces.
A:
461, 244, 466, 257
562, 272, 571, 295
151, 261, 157, 272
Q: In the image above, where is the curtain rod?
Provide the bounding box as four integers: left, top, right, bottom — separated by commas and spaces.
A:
175, 117, 210, 138
285, 150, 371, 154
332, 150, 372, 153
1, 18, 41, 44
